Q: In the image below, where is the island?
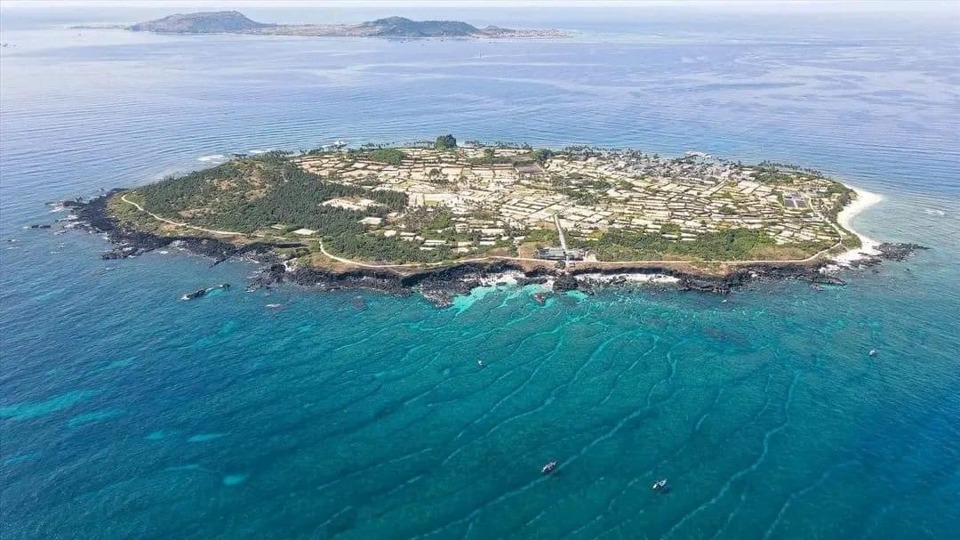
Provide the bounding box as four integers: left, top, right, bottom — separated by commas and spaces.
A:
64, 136, 924, 304
111, 11, 569, 39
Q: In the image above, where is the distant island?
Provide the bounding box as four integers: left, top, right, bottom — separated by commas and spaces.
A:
59, 136, 925, 303
116, 10, 569, 39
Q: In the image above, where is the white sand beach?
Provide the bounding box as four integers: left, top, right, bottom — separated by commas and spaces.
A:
833, 185, 883, 265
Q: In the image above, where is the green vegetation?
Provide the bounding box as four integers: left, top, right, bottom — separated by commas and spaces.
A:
400, 208, 454, 231
434, 134, 457, 150
326, 234, 451, 264
114, 140, 853, 268
523, 228, 560, 246
752, 165, 797, 184
365, 148, 408, 166
591, 228, 778, 261
466, 153, 516, 166
125, 153, 469, 263
530, 149, 554, 164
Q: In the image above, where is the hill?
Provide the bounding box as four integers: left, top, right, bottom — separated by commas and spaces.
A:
127, 11, 567, 39
130, 10, 268, 34
362, 17, 480, 37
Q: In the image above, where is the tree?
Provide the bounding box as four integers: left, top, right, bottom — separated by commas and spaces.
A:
434, 134, 457, 150
530, 148, 554, 164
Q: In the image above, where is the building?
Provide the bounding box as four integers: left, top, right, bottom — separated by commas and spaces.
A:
536, 247, 585, 261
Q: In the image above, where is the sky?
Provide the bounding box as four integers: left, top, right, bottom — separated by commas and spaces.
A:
2, 0, 957, 13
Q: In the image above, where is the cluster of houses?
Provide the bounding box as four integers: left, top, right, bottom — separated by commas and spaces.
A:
295, 147, 848, 258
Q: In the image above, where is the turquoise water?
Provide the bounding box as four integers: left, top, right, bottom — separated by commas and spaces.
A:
1, 6, 959, 539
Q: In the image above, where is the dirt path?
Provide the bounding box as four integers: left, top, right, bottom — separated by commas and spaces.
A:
121, 194, 246, 236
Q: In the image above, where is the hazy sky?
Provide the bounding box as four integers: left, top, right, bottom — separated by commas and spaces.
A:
2, 0, 957, 12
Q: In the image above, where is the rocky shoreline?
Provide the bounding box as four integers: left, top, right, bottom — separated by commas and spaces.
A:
61, 193, 929, 307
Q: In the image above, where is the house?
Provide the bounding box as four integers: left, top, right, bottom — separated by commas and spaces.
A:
535, 247, 585, 261
515, 163, 543, 178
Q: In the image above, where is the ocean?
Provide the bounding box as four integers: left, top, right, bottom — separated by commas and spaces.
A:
1, 5, 958, 539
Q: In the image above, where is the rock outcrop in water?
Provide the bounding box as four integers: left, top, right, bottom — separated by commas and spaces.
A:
876, 243, 929, 261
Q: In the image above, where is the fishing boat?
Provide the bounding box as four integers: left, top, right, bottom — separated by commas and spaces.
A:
541, 461, 557, 475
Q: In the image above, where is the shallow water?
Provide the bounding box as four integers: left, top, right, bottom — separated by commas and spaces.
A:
1, 6, 958, 539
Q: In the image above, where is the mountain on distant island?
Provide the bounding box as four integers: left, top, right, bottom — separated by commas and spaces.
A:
361, 16, 478, 38
130, 11, 269, 34
127, 11, 567, 39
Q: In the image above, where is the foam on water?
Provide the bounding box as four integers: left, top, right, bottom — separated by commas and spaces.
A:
450, 285, 499, 314
196, 154, 228, 164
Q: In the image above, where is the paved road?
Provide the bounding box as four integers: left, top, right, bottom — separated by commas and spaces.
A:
554, 213, 568, 252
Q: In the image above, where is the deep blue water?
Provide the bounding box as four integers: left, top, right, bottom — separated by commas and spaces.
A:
1, 7, 959, 539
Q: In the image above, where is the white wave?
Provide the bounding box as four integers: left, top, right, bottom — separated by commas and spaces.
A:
924, 208, 946, 216
197, 154, 228, 164
576, 272, 680, 285
472, 270, 525, 287
248, 148, 276, 155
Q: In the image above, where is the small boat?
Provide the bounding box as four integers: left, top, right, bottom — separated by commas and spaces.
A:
868, 349, 877, 357
541, 461, 557, 475
652, 479, 667, 491
477, 359, 484, 368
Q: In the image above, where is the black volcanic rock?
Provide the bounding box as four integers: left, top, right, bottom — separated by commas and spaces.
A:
875, 242, 929, 261
553, 274, 579, 292
130, 11, 268, 33
678, 276, 731, 295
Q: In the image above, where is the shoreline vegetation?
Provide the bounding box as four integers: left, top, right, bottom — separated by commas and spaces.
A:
60, 138, 926, 305
75, 10, 570, 40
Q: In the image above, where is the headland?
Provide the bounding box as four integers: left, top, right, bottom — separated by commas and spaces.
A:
61, 136, 925, 305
